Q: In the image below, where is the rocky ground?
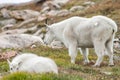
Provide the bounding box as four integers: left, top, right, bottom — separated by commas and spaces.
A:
0, 0, 120, 60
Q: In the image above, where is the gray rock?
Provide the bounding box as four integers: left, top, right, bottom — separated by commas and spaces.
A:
0, 19, 16, 26
42, 1, 61, 10
9, 10, 40, 20
47, 9, 70, 16
53, 0, 70, 6
1, 24, 14, 31
50, 40, 64, 48
83, 1, 95, 6
0, 34, 44, 49
70, 6, 85, 12
57, 9, 70, 16
0, 8, 11, 18
0, 26, 38, 35
41, 6, 50, 13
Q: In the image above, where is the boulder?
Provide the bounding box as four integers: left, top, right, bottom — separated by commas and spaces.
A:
0, 19, 16, 26
41, 6, 50, 13
114, 38, 120, 49
9, 10, 40, 20
0, 8, 11, 18
83, 1, 95, 6
47, 10, 58, 16
53, 0, 70, 6
0, 51, 17, 60
47, 9, 70, 16
50, 40, 64, 48
0, 34, 44, 49
0, 26, 38, 35
57, 9, 70, 16
42, 1, 61, 10
70, 6, 85, 12
1, 24, 14, 31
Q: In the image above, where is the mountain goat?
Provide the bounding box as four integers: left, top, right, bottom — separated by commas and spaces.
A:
44, 15, 117, 67
7, 53, 58, 74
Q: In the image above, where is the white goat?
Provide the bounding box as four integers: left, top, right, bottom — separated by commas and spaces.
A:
7, 53, 58, 74
44, 15, 117, 67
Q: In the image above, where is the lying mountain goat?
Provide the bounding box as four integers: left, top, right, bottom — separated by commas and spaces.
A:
44, 15, 117, 67
7, 53, 58, 74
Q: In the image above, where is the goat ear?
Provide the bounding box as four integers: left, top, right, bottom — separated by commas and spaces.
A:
18, 61, 22, 66
7, 59, 11, 64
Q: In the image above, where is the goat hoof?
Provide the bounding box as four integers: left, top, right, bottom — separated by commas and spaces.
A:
92, 64, 100, 68
71, 61, 75, 64
109, 64, 114, 67
83, 62, 90, 66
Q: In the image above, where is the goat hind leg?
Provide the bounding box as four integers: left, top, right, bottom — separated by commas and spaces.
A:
93, 41, 105, 67
106, 39, 114, 66
80, 48, 90, 65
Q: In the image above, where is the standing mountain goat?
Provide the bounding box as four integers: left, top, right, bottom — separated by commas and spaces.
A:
7, 53, 58, 74
44, 15, 117, 67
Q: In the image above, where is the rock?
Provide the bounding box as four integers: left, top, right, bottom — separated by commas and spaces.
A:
0, 51, 17, 60
83, 1, 95, 6
37, 15, 47, 21
9, 10, 40, 20
50, 40, 64, 48
47, 9, 70, 16
0, 34, 44, 49
41, 6, 50, 13
53, 0, 70, 6
114, 55, 120, 61
100, 71, 112, 75
70, 6, 85, 12
0, 8, 11, 18
42, 1, 61, 10
30, 44, 37, 49
0, 19, 16, 26
0, 26, 38, 35
57, 9, 70, 16
113, 38, 120, 49
47, 10, 58, 16
1, 24, 14, 31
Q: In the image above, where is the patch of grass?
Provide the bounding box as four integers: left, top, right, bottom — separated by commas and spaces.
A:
0, 46, 120, 80
0, 62, 9, 73
112, 67, 120, 75
2, 72, 83, 80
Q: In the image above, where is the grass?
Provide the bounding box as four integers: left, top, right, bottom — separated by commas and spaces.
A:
2, 72, 83, 80
0, 46, 120, 80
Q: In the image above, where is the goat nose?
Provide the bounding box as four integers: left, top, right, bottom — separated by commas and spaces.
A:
44, 42, 48, 45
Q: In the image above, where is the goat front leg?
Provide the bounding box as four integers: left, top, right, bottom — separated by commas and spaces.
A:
80, 48, 90, 65
68, 42, 78, 64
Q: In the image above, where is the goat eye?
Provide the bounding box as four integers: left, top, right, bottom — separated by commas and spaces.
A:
10, 68, 13, 70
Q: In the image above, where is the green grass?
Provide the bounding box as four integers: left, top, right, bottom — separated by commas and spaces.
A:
2, 72, 83, 80
0, 62, 9, 73
0, 46, 120, 80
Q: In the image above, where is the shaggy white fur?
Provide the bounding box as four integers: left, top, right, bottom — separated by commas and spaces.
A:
7, 53, 58, 74
44, 15, 117, 67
